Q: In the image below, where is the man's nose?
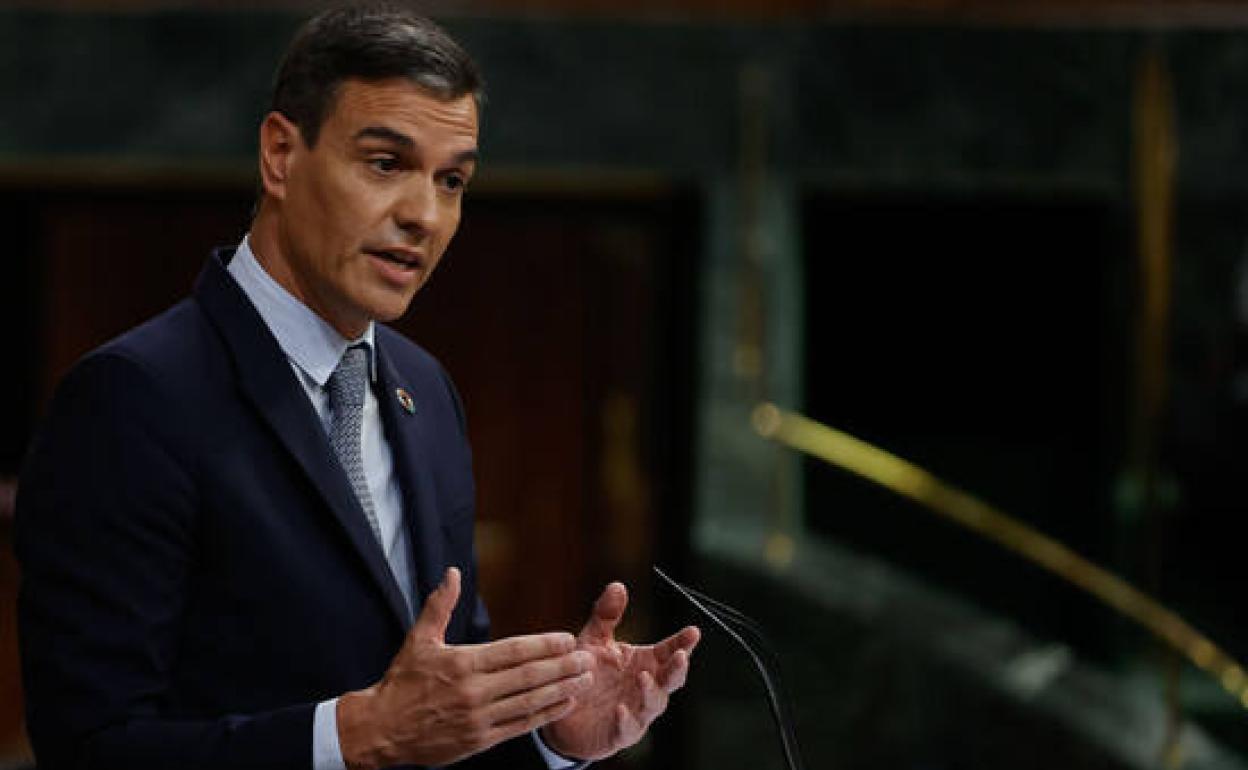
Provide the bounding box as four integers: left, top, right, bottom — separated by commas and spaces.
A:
394, 176, 438, 236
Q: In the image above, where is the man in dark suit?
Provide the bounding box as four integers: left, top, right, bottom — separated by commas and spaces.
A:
14, 4, 699, 769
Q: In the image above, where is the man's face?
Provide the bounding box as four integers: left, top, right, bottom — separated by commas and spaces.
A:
265, 78, 479, 338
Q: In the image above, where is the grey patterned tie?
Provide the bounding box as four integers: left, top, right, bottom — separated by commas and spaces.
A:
327, 344, 384, 546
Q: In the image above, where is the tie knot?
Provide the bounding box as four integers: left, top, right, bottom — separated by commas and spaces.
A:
327, 344, 370, 410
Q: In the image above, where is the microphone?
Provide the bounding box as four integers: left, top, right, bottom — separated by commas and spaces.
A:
653, 566, 805, 770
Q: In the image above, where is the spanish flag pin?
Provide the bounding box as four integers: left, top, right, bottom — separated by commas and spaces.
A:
396, 388, 415, 415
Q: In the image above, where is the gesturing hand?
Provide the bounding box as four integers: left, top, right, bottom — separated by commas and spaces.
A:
540, 582, 701, 762
337, 568, 596, 770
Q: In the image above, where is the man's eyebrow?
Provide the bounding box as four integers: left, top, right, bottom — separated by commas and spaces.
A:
452, 149, 480, 166
354, 126, 414, 147
354, 127, 478, 166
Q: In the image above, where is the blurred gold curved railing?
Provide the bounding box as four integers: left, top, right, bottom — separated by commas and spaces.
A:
752, 402, 1248, 712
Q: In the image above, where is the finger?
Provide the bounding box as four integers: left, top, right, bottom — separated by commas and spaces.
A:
580, 582, 628, 644
615, 701, 644, 747
470, 632, 578, 673
487, 670, 594, 728
655, 649, 690, 694
488, 695, 579, 748
636, 669, 668, 727
651, 625, 701, 663
409, 566, 461, 643
481, 650, 593, 701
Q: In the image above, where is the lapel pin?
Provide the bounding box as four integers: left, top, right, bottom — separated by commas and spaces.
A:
396, 387, 416, 415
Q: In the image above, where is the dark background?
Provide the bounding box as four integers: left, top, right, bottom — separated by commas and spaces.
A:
6, 1, 1248, 767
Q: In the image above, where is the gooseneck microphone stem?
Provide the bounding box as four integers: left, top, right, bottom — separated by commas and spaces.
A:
653, 566, 805, 770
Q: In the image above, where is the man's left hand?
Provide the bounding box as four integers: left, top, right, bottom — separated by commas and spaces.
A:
540, 582, 700, 762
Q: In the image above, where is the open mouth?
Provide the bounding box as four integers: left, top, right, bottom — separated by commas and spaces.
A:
367, 249, 420, 270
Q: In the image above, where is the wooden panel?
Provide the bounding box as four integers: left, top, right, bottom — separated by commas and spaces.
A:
37, 191, 253, 406
0, 480, 30, 764
398, 196, 683, 638
401, 204, 593, 633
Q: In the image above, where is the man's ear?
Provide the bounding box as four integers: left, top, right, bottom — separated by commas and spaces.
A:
258, 111, 303, 201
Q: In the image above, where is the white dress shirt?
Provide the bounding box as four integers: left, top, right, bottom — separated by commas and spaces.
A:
227, 237, 577, 770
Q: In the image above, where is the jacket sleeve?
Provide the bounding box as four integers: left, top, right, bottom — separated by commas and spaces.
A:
15, 351, 314, 770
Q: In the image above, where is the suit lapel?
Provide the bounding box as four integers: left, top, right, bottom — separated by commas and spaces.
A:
374, 342, 444, 609
193, 249, 412, 632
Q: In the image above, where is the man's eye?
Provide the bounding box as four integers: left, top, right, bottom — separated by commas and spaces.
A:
441, 173, 467, 193
369, 156, 400, 173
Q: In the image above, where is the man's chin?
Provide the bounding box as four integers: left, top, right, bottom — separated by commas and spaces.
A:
366, 290, 422, 324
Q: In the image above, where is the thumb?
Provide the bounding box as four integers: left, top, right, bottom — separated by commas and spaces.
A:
410, 566, 461, 644
581, 581, 627, 644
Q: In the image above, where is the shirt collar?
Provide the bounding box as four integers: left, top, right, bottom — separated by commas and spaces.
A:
226, 235, 376, 388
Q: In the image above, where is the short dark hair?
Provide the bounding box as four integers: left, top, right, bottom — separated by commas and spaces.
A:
271, 2, 483, 147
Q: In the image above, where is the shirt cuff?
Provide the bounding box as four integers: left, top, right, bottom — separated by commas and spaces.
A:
313, 698, 347, 770
532, 729, 588, 769
317, 700, 581, 770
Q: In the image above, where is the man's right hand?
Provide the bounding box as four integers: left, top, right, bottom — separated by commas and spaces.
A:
336, 567, 594, 770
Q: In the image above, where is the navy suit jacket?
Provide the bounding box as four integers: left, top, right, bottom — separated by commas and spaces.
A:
16, 251, 546, 769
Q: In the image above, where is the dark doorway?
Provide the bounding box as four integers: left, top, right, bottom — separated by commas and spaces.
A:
801, 191, 1127, 663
